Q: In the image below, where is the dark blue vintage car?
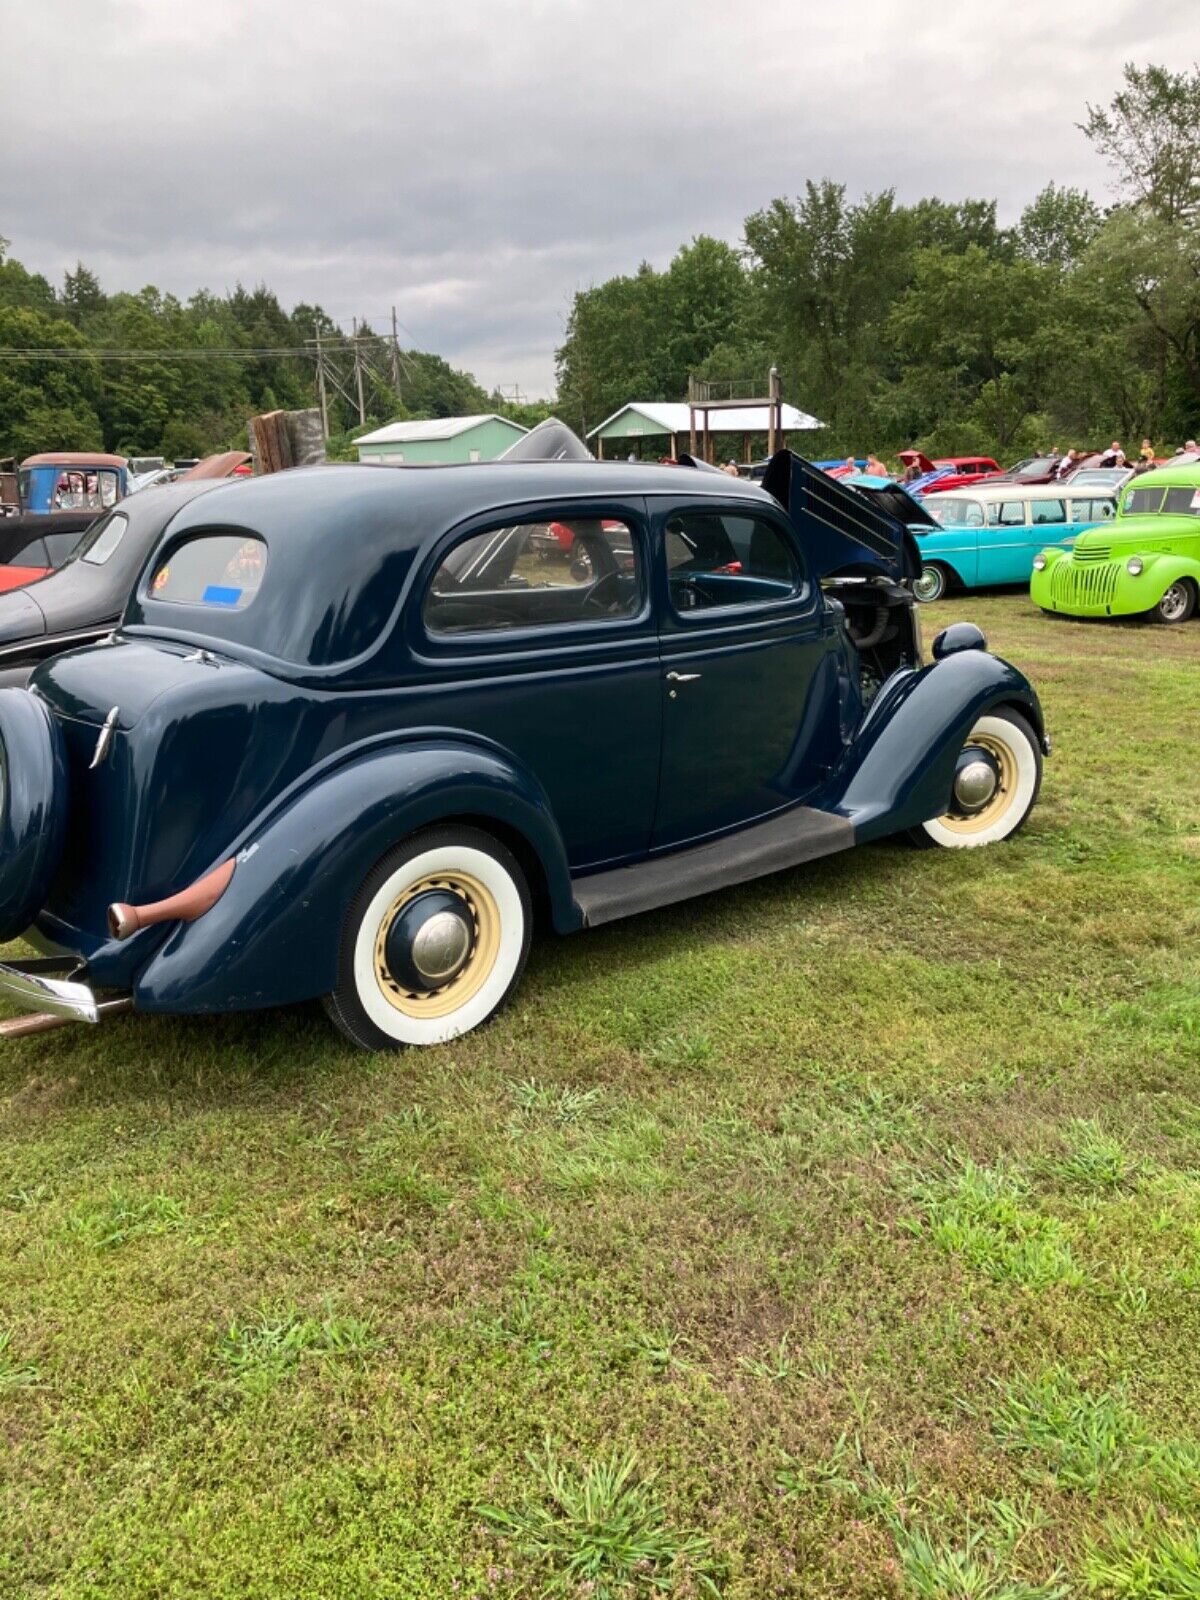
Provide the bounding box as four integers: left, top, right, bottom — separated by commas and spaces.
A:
0, 452, 1048, 1049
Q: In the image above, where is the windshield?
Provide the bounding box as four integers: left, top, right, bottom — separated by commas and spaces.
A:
1121, 483, 1200, 517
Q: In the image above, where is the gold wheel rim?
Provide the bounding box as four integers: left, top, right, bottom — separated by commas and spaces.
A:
936, 731, 1019, 836
373, 871, 501, 1019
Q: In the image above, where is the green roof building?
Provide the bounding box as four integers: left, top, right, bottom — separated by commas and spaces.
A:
354, 414, 528, 466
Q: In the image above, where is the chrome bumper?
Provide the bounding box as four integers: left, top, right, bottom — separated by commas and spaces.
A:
0, 959, 131, 1037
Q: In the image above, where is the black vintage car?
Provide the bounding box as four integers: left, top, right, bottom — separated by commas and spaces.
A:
0, 483, 222, 689
0, 450, 1048, 1051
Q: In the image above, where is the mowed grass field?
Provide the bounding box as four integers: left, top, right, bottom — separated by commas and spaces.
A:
1, 593, 1198, 1599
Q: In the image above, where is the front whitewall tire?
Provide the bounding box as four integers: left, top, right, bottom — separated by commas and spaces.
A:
919, 711, 1042, 849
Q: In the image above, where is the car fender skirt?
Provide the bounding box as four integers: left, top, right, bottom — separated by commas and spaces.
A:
0, 689, 69, 942
823, 650, 1044, 841
130, 740, 576, 1015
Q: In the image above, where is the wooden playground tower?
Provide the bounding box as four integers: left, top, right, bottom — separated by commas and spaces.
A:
687, 366, 785, 463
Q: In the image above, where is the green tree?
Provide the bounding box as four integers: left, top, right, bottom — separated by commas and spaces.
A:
1017, 184, 1102, 270
0, 305, 103, 457
1081, 63, 1200, 225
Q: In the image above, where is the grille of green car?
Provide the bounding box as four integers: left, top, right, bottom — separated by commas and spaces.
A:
1072, 544, 1111, 562
1052, 557, 1118, 608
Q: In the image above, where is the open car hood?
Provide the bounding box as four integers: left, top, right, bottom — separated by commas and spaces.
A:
761, 450, 921, 584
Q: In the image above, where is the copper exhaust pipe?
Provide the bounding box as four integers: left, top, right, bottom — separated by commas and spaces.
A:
108, 857, 236, 942
0, 997, 133, 1038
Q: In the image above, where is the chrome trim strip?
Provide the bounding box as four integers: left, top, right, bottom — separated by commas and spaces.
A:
0, 959, 106, 1023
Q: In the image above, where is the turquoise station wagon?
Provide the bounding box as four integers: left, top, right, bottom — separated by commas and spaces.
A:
912, 483, 1116, 601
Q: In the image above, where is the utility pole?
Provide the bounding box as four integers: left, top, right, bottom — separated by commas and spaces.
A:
352, 318, 366, 426
313, 321, 329, 439
390, 306, 403, 403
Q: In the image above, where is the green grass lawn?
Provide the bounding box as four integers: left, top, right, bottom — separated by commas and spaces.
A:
1, 593, 1198, 1599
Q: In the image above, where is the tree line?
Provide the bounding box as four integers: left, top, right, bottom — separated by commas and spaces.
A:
0, 255, 525, 462
555, 63, 1200, 461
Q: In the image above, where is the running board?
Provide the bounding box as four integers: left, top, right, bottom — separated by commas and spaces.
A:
572, 806, 855, 928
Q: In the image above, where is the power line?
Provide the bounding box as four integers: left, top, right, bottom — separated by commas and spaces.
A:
0, 338, 396, 363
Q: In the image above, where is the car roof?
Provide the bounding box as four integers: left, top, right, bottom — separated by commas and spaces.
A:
1124, 458, 1200, 489
932, 480, 1106, 502
20, 452, 128, 469
123, 461, 776, 678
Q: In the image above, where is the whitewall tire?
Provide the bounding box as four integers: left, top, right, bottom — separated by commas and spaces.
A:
916, 709, 1042, 850
324, 826, 531, 1050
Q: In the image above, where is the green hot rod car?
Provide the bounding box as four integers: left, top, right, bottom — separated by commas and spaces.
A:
1030, 459, 1200, 624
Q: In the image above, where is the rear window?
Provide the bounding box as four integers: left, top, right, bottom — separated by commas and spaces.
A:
1030, 498, 1066, 525
150, 533, 267, 610
79, 511, 129, 566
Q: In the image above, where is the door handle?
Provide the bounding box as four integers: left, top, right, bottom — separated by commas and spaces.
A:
665, 671, 701, 682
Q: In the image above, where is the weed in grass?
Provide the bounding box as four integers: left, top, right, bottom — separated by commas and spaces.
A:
978, 1367, 1151, 1493
1042, 1121, 1146, 1194
896, 1524, 1069, 1600
621, 1325, 685, 1374
4, 1183, 49, 1211
477, 1437, 721, 1599
476, 1296, 554, 1363
508, 1077, 604, 1125
738, 1334, 797, 1383
905, 1159, 1087, 1290
66, 1190, 188, 1250
217, 1305, 380, 1390
1146, 1438, 1200, 1512
1084, 1519, 1200, 1598
642, 1032, 715, 1070
0, 1329, 40, 1392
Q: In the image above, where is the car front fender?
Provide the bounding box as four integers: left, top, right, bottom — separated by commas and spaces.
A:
131, 738, 577, 1015
1125, 552, 1200, 608
820, 645, 1045, 842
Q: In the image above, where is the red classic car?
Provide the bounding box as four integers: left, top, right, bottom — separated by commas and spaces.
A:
899, 452, 1001, 493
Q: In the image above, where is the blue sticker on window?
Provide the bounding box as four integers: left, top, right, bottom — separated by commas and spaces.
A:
202, 584, 242, 607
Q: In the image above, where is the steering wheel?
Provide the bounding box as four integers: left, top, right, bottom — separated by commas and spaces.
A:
582, 570, 626, 616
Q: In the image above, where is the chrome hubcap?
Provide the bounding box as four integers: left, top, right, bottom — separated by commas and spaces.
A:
1160, 584, 1188, 621
411, 909, 472, 983
953, 756, 999, 813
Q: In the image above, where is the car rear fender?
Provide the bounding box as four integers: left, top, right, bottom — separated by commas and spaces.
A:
131, 738, 577, 1014
821, 645, 1044, 841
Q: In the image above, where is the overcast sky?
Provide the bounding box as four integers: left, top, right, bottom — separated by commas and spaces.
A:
2, 0, 1195, 396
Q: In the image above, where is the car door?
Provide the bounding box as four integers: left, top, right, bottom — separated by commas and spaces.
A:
983, 499, 1033, 583
1025, 496, 1071, 572
650, 497, 842, 851
414, 499, 662, 871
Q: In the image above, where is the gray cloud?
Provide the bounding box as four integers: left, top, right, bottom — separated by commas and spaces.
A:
2, 0, 1195, 393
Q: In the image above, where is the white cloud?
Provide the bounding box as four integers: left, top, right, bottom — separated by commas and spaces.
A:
2, 0, 1195, 393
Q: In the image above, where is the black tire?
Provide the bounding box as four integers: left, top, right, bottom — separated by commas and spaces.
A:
1151, 579, 1196, 625
323, 825, 532, 1052
913, 562, 950, 604
908, 707, 1043, 850
0, 689, 69, 940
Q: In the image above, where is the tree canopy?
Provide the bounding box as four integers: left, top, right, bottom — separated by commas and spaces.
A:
556, 64, 1200, 458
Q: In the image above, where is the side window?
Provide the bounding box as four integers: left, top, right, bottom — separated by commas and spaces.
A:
1030, 498, 1066, 525
79, 511, 129, 565
988, 501, 1026, 527
665, 510, 800, 612
961, 501, 984, 527
424, 517, 642, 635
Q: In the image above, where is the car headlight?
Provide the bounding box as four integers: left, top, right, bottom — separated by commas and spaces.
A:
1127, 557, 1143, 576
1032, 555, 1047, 571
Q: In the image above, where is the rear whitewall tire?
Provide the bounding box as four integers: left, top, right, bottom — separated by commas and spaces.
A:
324, 827, 531, 1051
917, 710, 1042, 850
